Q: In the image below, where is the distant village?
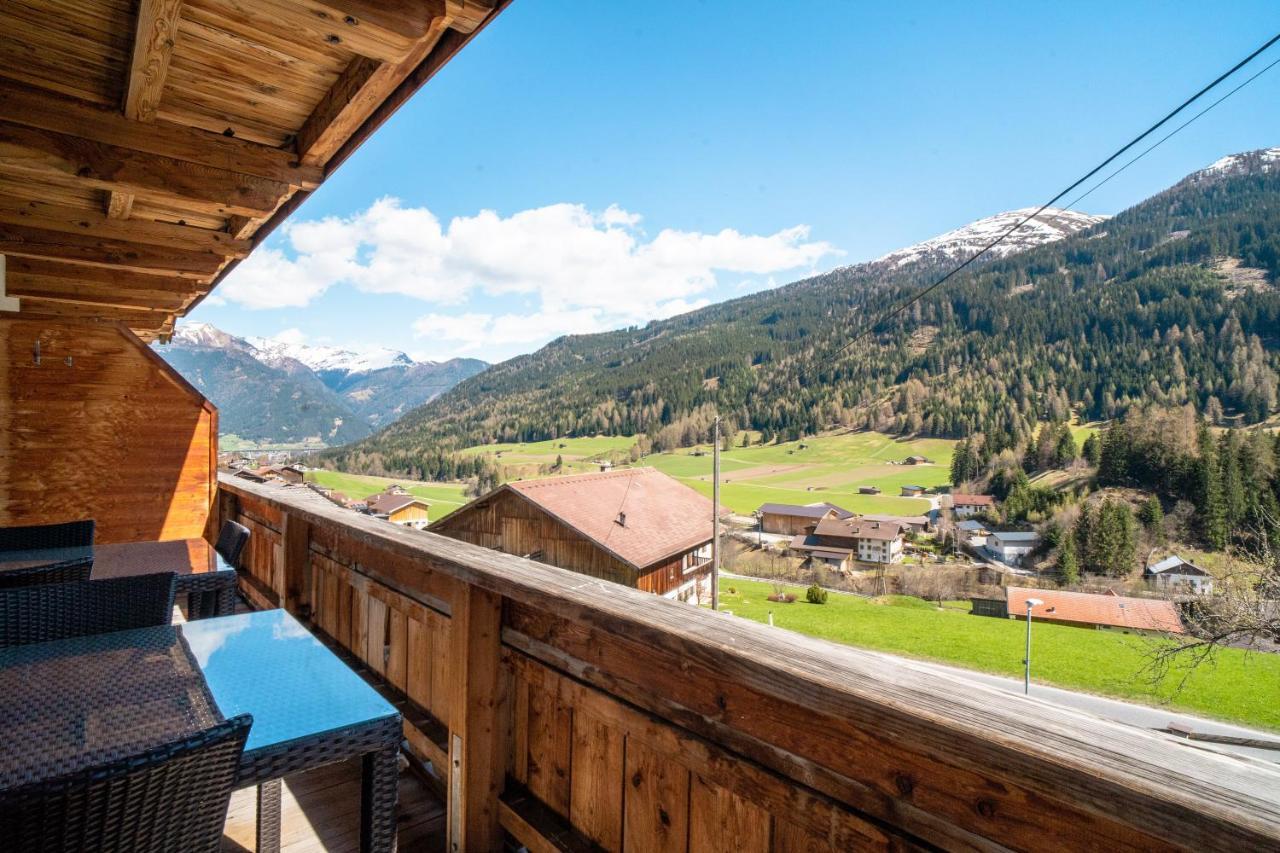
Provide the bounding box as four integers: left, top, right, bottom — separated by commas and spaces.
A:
224, 452, 1212, 637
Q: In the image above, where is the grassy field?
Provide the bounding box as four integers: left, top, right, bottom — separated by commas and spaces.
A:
719, 578, 1280, 730
306, 471, 469, 515
457, 430, 953, 516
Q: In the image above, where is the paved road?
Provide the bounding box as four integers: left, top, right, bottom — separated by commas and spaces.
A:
896, 653, 1280, 764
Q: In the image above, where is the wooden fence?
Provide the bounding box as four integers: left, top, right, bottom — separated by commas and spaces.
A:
216, 475, 1280, 852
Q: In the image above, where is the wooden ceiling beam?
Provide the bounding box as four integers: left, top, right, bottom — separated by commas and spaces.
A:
215, 0, 432, 64
6, 280, 189, 312
111, 0, 186, 220
4, 256, 200, 294
0, 80, 321, 189
296, 10, 452, 165
0, 199, 250, 257
0, 223, 224, 276
0, 120, 287, 217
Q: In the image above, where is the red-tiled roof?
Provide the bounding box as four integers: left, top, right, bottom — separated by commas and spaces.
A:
367, 493, 428, 515
952, 494, 995, 506
813, 516, 903, 542
1006, 587, 1185, 634
505, 468, 716, 570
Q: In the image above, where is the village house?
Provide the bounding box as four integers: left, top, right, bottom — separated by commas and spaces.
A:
1145, 556, 1214, 595
366, 491, 431, 530
951, 493, 996, 518
430, 468, 717, 601
902, 455, 930, 465
900, 484, 926, 497
861, 513, 932, 535
789, 516, 904, 569
956, 519, 991, 546
993, 587, 1186, 635
858, 485, 881, 495
757, 501, 854, 535
985, 530, 1041, 566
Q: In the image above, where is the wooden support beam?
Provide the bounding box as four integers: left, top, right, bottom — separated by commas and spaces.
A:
296, 12, 452, 165
0, 199, 250, 256
0, 121, 286, 217
0, 80, 321, 189
281, 512, 313, 615
6, 280, 188, 312
112, 0, 186, 222
3, 256, 199, 295
446, 585, 506, 853
0, 223, 224, 276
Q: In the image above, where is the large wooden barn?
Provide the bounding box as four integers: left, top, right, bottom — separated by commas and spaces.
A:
431, 468, 716, 600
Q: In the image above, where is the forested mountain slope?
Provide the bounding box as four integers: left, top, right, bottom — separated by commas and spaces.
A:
331, 150, 1280, 475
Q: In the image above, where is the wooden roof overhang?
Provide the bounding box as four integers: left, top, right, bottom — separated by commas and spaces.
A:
0, 0, 508, 341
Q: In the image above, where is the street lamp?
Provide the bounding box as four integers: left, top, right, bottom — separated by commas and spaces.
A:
1023, 597, 1043, 694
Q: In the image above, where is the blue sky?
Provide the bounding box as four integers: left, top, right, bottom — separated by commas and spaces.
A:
193, 1, 1280, 363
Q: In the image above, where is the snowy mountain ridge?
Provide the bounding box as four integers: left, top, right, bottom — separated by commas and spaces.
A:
174, 323, 422, 376
871, 207, 1108, 270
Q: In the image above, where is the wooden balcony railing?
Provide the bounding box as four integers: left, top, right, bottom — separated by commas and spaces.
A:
215, 474, 1280, 852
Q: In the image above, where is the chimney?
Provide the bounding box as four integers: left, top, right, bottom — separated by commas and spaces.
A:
615, 511, 626, 527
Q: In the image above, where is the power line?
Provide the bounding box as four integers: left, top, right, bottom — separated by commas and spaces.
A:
1062, 53, 1280, 211
820, 31, 1280, 371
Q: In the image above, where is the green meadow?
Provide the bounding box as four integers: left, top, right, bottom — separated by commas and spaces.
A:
456, 430, 954, 516
720, 579, 1280, 731
306, 471, 469, 515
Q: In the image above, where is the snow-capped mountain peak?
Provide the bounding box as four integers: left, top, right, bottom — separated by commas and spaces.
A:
171, 321, 240, 349
1190, 147, 1280, 181
872, 207, 1108, 269
246, 337, 415, 375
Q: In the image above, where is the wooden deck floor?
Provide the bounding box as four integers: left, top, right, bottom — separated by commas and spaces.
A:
221, 757, 445, 852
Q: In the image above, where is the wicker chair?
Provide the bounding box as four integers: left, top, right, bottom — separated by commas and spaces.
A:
214, 520, 250, 569
0, 714, 252, 853
0, 519, 95, 551
0, 557, 93, 590
0, 573, 176, 648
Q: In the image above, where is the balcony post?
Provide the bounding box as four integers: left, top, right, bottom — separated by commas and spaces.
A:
446, 583, 506, 852
280, 511, 312, 616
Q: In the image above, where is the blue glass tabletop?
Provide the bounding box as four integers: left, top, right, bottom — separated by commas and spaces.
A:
182, 609, 398, 753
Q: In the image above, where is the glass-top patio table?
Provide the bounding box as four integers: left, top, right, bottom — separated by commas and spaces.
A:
0, 609, 401, 853
0, 538, 238, 617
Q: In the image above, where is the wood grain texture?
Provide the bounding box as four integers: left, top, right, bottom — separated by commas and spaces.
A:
0, 316, 214, 543
624, 738, 690, 853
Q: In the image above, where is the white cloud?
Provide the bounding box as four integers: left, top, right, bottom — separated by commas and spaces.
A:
217, 198, 840, 358
271, 327, 307, 345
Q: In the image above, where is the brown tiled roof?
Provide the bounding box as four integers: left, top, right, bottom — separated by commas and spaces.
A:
504, 468, 716, 570
367, 493, 428, 515
952, 494, 995, 506
813, 517, 903, 542
1006, 587, 1185, 634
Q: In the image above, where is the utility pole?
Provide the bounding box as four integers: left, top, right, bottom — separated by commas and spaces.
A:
711, 415, 721, 611
1023, 597, 1043, 694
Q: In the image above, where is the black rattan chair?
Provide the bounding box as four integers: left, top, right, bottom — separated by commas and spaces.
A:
214, 520, 250, 569
0, 556, 93, 590
0, 573, 176, 648
0, 714, 253, 853
0, 519, 95, 551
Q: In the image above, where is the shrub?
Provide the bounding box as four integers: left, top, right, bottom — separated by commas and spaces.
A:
806, 583, 828, 605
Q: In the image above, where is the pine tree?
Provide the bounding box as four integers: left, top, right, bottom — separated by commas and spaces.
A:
1082, 432, 1101, 466
1057, 533, 1080, 586
1074, 505, 1096, 574
1053, 424, 1078, 467
1138, 494, 1164, 533
1219, 432, 1246, 529
1196, 425, 1228, 550
950, 438, 971, 486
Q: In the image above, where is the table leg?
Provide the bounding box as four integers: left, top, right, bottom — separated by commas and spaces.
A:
257, 779, 282, 853
361, 744, 399, 853
216, 584, 237, 616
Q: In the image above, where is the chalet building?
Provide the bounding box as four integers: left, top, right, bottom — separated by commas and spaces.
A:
1145, 556, 1214, 595
861, 513, 931, 534
1001, 587, 1186, 635
276, 465, 305, 485
951, 494, 996, 518
233, 468, 269, 484
956, 519, 991, 546
789, 516, 904, 569
858, 486, 881, 495
431, 468, 717, 601
985, 531, 1041, 566
900, 484, 926, 497
902, 455, 929, 465
366, 492, 430, 530
758, 501, 853, 535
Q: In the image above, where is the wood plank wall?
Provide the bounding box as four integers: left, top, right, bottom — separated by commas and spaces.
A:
215, 477, 1280, 853
0, 315, 215, 542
